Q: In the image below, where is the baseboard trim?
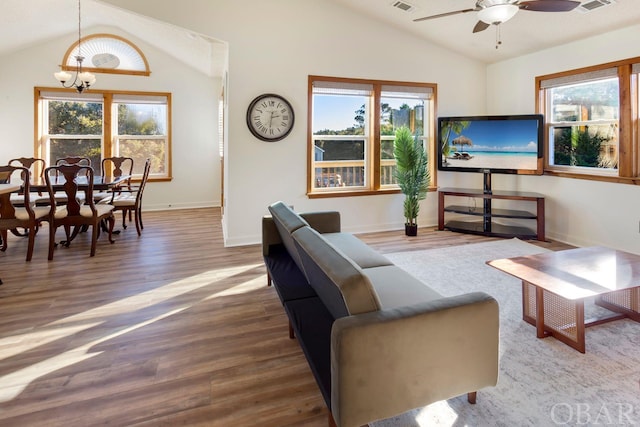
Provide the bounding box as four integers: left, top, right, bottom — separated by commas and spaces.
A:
144, 202, 219, 211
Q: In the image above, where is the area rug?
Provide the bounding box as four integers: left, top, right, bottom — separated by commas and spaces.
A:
370, 238, 640, 427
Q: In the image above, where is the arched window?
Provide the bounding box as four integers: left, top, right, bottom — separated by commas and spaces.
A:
60, 34, 150, 76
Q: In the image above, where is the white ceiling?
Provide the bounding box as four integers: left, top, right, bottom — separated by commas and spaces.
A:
328, 0, 640, 63
1, 0, 638, 77
0, 0, 227, 78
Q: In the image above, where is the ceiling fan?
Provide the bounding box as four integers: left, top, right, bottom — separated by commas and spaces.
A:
413, 0, 581, 33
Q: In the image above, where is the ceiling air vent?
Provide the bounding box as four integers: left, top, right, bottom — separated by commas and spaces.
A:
578, 0, 616, 13
391, 1, 416, 13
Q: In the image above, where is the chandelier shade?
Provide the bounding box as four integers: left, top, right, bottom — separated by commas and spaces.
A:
477, 4, 519, 24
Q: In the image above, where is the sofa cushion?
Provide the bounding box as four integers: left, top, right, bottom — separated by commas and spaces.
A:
292, 226, 381, 318
268, 201, 310, 276
323, 232, 394, 269
264, 244, 317, 302
363, 265, 443, 310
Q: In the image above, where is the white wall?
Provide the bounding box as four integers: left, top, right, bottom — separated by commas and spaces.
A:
6, 1, 639, 252
0, 25, 220, 212
486, 24, 640, 253
101, 0, 487, 246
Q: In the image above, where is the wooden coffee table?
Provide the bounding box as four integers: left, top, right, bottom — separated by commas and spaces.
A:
487, 246, 640, 353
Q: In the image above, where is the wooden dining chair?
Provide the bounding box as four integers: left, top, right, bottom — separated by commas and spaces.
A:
0, 165, 52, 261
52, 157, 92, 205
93, 156, 134, 203
45, 164, 115, 260
8, 157, 48, 206
101, 158, 150, 236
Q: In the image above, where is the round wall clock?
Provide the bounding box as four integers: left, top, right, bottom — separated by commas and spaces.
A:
246, 93, 295, 142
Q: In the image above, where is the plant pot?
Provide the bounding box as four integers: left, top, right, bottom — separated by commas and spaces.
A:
405, 223, 418, 236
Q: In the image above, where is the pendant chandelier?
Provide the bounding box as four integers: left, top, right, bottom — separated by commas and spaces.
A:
54, 0, 96, 93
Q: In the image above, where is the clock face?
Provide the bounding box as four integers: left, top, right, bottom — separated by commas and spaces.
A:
246, 94, 295, 142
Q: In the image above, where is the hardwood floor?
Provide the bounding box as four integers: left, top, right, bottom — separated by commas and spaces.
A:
0, 208, 572, 426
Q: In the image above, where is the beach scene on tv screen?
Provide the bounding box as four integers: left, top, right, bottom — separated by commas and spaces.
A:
440, 118, 540, 170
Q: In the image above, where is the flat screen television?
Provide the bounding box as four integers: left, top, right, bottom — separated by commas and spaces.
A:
437, 114, 544, 176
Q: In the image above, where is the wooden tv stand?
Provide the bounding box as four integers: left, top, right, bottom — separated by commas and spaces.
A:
438, 187, 545, 241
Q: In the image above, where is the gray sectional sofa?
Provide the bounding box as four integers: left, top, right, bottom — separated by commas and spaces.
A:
262, 201, 500, 427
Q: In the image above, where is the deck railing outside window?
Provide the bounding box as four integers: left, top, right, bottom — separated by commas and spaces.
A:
312, 136, 401, 189
313, 135, 367, 189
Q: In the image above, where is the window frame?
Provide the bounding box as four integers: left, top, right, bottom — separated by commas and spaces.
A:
34, 87, 172, 182
307, 75, 437, 198
536, 57, 640, 184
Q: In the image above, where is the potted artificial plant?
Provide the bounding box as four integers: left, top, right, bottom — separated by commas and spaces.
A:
393, 126, 430, 236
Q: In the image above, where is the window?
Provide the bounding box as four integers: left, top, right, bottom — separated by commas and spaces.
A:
35, 88, 171, 180
113, 94, 170, 177
308, 76, 436, 197
380, 85, 430, 187
44, 93, 104, 169
60, 34, 151, 76
537, 57, 640, 182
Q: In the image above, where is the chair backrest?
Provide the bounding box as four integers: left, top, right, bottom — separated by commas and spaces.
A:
0, 165, 35, 220
9, 157, 46, 181
45, 164, 98, 217
55, 157, 91, 179
102, 156, 133, 184
135, 158, 152, 205
55, 156, 91, 167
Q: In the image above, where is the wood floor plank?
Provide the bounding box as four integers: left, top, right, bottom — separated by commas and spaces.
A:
0, 359, 159, 419
0, 374, 212, 427
0, 208, 572, 426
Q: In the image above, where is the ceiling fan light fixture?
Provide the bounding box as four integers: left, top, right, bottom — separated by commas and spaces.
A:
477, 4, 519, 24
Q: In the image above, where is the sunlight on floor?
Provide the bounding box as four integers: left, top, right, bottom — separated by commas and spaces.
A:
49, 263, 263, 325
0, 307, 186, 403
414, 401, 459, 425
0, 263, 264, 403
0, 322, 102, 362
204, 275, 265, 299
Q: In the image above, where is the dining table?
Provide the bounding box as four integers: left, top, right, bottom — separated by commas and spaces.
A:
28, 174, 131, 193
0, 183, 22, 285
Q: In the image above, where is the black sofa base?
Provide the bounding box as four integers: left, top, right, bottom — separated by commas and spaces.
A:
264, 244, 335, 408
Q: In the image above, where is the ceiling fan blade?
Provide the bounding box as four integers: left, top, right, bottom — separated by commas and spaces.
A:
472, 21, 491, 33
518, 0, 581, 12
413, 8, 477, 22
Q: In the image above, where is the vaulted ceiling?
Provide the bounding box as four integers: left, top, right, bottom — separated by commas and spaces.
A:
329, 0, 640, 63
1, 0, 638, 81
0, 0, 227, 78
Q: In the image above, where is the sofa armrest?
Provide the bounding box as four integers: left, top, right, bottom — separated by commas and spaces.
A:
330, 291, 499, 427
262, 215, 283, 257
300, 211, 341, 234
262, 211, 340, 257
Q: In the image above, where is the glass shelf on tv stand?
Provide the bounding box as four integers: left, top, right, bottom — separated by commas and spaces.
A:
438, 187, 545, 241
